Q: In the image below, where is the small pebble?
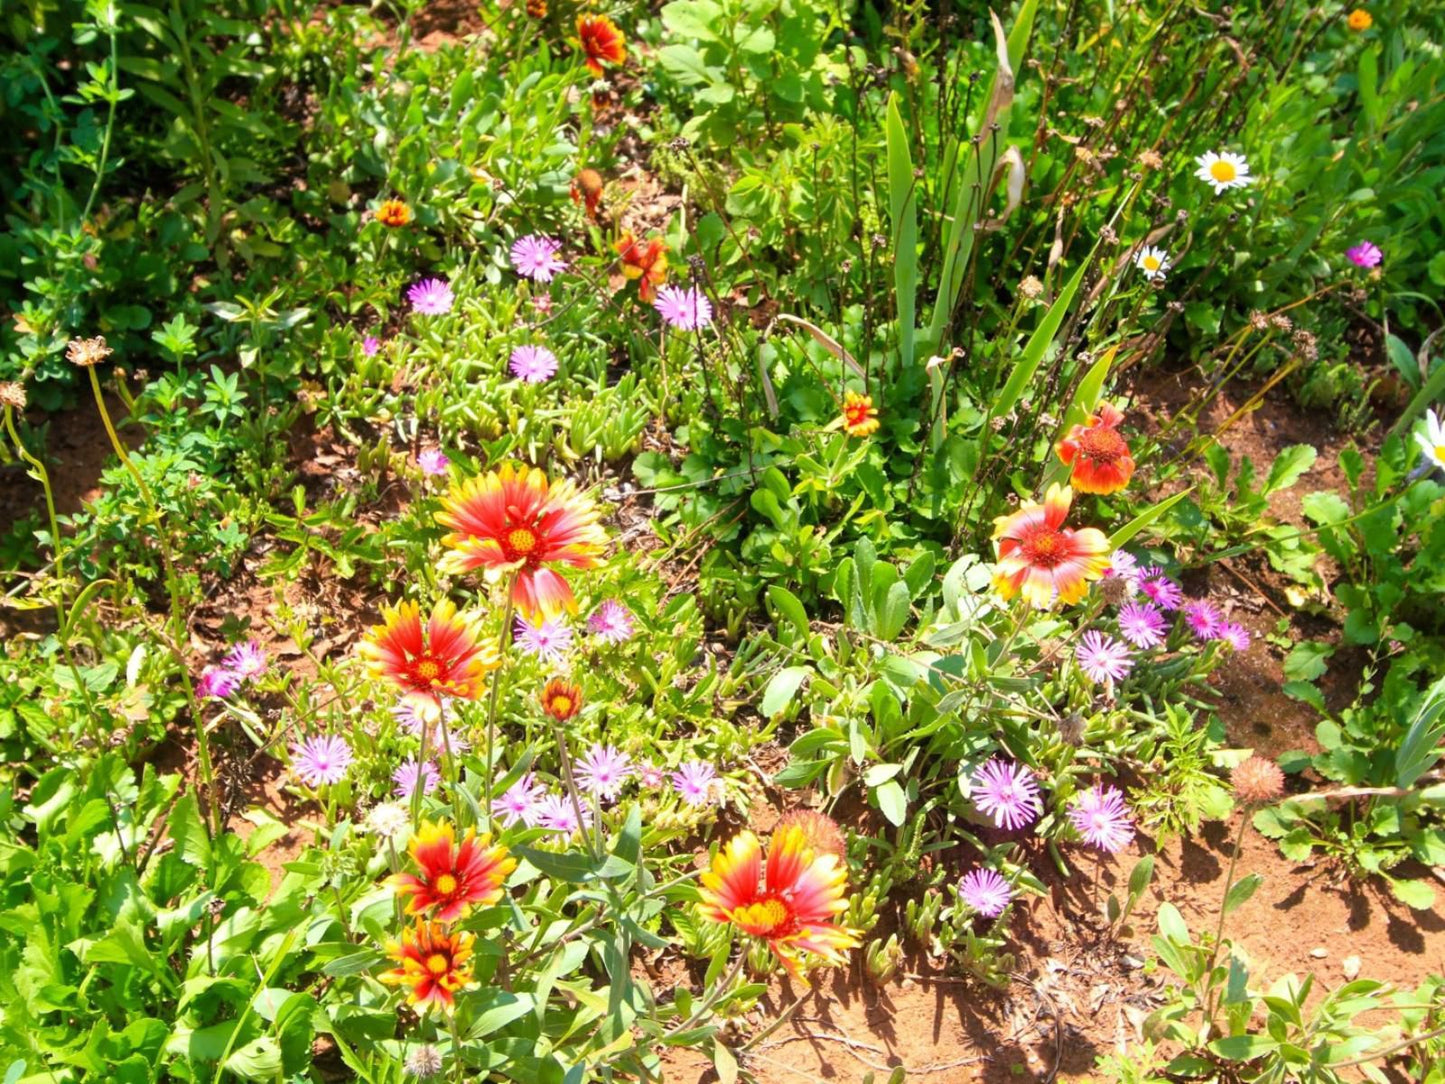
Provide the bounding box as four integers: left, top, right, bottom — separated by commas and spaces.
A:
1342, 955, 1361, 979
1310, 947, 1328, 958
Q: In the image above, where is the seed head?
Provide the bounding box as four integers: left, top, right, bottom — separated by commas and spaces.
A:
774, 809, 847, 861
404, 1045, 445, 1077
1098, 575, 1131, 607
66, 335, 112, 368
1232, 756, 1285, 805
1138, 149, 1163, 170
1019, 275, 1044, 300
0, 381, 26, 409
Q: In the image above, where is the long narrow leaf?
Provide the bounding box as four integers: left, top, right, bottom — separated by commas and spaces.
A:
993, 254, 1090, 420
886, 93, 919, 373
1110, 489, 1192, 549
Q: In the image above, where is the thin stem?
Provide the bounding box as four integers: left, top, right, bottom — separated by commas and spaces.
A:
482, 574, 519, 833
741, 986, 817, 1053
663, 953, 747, 1040
1203, 812, 1250, 1025
80, 4, 120, 224
410, 711, 431, 831
552, 724, 599, 861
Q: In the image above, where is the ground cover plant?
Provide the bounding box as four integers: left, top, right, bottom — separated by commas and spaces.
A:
3, 0, 1445, 1081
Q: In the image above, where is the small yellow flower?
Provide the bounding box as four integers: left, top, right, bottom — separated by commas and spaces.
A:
1346, 8, 1372, 31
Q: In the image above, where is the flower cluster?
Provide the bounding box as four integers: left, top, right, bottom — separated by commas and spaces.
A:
197, 639, 269, 700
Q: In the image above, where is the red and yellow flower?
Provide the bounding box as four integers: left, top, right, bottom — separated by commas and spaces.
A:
616, 232, 669, 301
540, 678, 582, 722
699, 826, 860, 981
576, 15, 626, 76
992, 483, 1110, 608
358, 598, 499, 708
436, 464, 607, 617
390, 820, 516, 922
375, 199, 413, 227
1055, 401, 1135, 494
379, 920, 475, 1013
841, 391, 879, 437
571, 168, 604, 218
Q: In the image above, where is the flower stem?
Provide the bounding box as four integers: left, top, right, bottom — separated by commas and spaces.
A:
741, 985, 816, 1053
1203, 811, 1250, 1026
482, 575, 518, 833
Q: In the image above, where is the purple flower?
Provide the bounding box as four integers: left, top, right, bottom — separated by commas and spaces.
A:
408, 277, 454, 315
1139, 567, 1183, 611
671, 761, 717, 807
1076, 631, 1134, 683
392, 697, 427, 734
510, 235, 567, 282
587, 600, 635, 644
1068, 784, 1136, 853
1183, 600, 1223, 641
653, 285, 713, 331
971, 758, 1042, 831
576, 743, 631, 801
1103, 550, 1141, 591
493, 772, 542, 828
637, 763, 664, 789
292, 734, 352, 787
417, 449, 450, 476
1346, 241, 1382, 269
428, 723, 468, 756
223, 640, 267, 680
536, 792, 593, 835
362, 335, 381, 357
392, 758, 440, 799
513, 613, 573, 665
197, 666, 241, 699
959, 868, 1013, 918
510, 344, 558, 383
1216, 622, 1251, 651
1117, 601, 1168, 649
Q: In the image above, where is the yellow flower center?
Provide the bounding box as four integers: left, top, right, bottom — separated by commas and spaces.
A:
434, 873, 458, 895
426, 953, 450, 975
415, 659, 441, 681
551, 695, 573, 717
1209, 160, 1237, 183
735, 897, 792, 936
1143, 255, 1160, 271
1435, 445, 1445, 462
507, 526, 539, 556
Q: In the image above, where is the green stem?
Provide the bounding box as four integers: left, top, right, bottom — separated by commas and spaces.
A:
80, 4, 120, 224
482, 575, 518, 834
1203, 811, 1250, 1026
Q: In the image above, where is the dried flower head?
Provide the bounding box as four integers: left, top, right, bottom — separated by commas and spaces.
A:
0, 382, 26, 409
1019, 275, 1044, 300
1138, 148, 1164, 171
404, 1045, 445, 1078
66, 335, 112, 368
1232, 756, 1285, 804
774, 809, 847, 860
1292, 328, 1319, 361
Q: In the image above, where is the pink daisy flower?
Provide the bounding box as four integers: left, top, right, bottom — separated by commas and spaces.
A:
224, 640, 267, 679
417, 449, 450, 476
1216, 622, 1251, 651
1139, 567, 1183, 611
509, 344, 558, 383
637, 763, 664, 789
493, 772, 542, 828
362, 335, 381, 356
1068, 784, 1136, 853
1183, 599, 1223, 640
1346, 241, 1382, 269
292, 734, 352, 787
197, 666, 241, 699
971, 758, 1042, 831
536, 792, 593, 835
587, 600, 635, 643
510, 235, 567, 282
392, 757, 440, 799
671, 761, 717, 806
407, 277, 454, 315
959, 868, 1012, 918
1117, 601, 1168, 649
513, 613, 573, 665
653, 285, 713, 331
1076, 631, 1134, 683
576, 743, 631, 801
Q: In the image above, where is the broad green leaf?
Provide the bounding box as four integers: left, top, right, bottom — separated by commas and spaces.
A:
1222, 873, 1263, 915
874, 779, 907, 826
761, 666, 811, 718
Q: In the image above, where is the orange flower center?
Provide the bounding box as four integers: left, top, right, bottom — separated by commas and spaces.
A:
1076, 425, 1128, 465
1020, 528, 1069, 569
505, 525, 540, 559
426, 953, 450, 975
734, 896, 794, 937
415, 658, 442, 682
434, 873, 458, 895
550, 695, 573, 717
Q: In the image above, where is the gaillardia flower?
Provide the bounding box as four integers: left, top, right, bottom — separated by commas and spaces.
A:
540, 677, 582, 722
576, 14, 626, 76
376, 199, 413, 227
991, 484, 1111, 607
1194, 150, 1252, 194
842, 390, 879, 437
358, 599, 500, 708
699, 826, 860, 980
436, 464, 607, 616
380, 920, 475, 1014
616, 232, 669, 301
390, 820, 516, 921
1056, 402, 1135, 494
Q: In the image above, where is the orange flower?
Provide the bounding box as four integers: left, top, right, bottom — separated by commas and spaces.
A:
1055, 402, 1135, 495
576, 15, 626, 77
1346, 8, 1371, 31
526, 0, 547, 16
436, 464, 607, 617
380, 920, 475, 1013
842, 391, 879, 437
358, 599, 500, 709
390, 820, 516, 922
376, 199, 412, 227
571, 168, 604, 218
616, 232, 669, 301
992, 484, 1110, 608
540, 678, 582, 722
699, 827, 860, 981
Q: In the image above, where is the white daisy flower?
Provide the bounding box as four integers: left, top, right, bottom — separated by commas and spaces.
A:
1414, 408, 1445, 472
1194, 150, 1252, 194
1134, 246, 1172, 282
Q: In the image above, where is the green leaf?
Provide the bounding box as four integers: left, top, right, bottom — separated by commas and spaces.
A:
1388, 877, 1435, 911
1157, 902, 1189, 945
1283, 641, 1333, 682
713, 1041, 738, 1084
1111, 489, 1192, 549
169, 793, 211, 871
224, 1037, 283, 1080
761, 666, 810, 718
886, 93, 919, 377
874, 779, 907, 827
1222, 873, 1263, 916
766, 586, 809, 638
1210, 1034, 1278, 1060
1397, 676, 1445, 787
1262, 445, 1317, 495
994, 255, 1091, 422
